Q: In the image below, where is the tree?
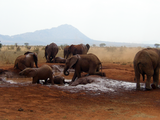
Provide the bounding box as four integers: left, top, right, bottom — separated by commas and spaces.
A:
154, 43, 160, 48
24, 43, 29, 47
99, 43, 106, 47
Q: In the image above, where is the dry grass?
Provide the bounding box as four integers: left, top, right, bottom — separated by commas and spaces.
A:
0, 45, 144, 65
88, 46, 143, 64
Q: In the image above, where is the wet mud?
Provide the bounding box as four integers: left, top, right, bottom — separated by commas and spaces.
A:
0, 62, 160, 120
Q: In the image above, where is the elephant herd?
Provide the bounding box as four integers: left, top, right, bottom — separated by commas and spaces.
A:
14, 43, 160, 90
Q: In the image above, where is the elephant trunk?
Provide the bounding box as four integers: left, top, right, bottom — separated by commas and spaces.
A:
63, 67, 70, 76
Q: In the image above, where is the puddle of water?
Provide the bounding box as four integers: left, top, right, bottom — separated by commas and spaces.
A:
5, 77, 32, 84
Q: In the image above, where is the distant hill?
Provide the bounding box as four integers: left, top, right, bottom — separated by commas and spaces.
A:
0, 24, 154, 47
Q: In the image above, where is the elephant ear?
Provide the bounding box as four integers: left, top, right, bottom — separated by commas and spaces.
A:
33, 53, 38, 68
86, 44, 90, 50
69, 55, 80, 69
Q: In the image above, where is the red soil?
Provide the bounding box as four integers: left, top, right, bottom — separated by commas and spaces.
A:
0, 62, 160, 120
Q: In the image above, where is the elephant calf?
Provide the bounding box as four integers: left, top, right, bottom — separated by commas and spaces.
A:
48, 76, 65, 85
19, 64, 54, 84
53, 57, 66, 63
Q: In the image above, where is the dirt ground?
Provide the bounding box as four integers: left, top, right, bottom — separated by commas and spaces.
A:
0, 62, 160, 120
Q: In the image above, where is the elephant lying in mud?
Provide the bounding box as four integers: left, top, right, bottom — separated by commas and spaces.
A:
48, 76, 66, 85
133, 48, 160, 90
53, 57, 66, 63
70, 76, 96, 86
63, 53, 106, 82
19, 64, 54, 84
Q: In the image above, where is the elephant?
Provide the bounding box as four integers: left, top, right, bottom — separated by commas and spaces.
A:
48, 76, 65, 85
133, 48, 160, 90
45, 43, 59, 63
63, 53, 106, 82
14, 52, 38, 71
65, 44, 90, 59
70, 76, 95, 86
52, 57, 66, 63
64, 45, 70, 59
19, 64, 54, 84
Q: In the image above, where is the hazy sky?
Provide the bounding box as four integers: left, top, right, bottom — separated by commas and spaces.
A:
0, 0, 160, 44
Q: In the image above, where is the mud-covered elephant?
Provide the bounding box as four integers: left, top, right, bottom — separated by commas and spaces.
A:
52, 57, 66, 63
63, 53, 105, 82
133, 48, 160, 90
65, 44, 90, 59
48, 76, 65, 85
45, 43, 59, 63
19, 64, 54, 84
14, 52, 38, 71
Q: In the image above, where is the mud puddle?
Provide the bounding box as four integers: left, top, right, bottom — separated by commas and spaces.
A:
0, 65, 147, 95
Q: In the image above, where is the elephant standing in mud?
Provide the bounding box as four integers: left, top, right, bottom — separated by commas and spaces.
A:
45, 43, 59, 63
63, 53, 105, 82
133, 48, 160, 90
65, 44, 90, 59
19, 64, 54, 84
14, 52, 38, 71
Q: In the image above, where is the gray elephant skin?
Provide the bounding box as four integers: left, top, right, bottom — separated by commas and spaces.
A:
19, 64, 54, 84
45, 43, 59, 63
14, 52, 38, 71
133, 48, 160, 90
65, 44, 90, 59
63, 53, 105, 82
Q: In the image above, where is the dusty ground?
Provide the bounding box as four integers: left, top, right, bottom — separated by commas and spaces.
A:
0, 62, 160, 120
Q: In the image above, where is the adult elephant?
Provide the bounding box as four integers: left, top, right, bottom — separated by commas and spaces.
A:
14, 52, 38, 71
63, 53, 105, 82
133, 48, 160, 90
19, 64, 54, 84
45, 43, 59, 63
66, 44, 90, 59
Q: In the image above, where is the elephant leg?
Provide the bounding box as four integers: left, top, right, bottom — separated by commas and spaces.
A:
72, 72, 78, 82
145, 75, 152, 90
153, 68, 159, 88
43, 79, 48, 84
32, 77, 38, 84
50, 76, 54, 85
135, 72, 140, 90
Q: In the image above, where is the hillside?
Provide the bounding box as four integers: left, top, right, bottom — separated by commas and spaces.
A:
0, 24, 154, 47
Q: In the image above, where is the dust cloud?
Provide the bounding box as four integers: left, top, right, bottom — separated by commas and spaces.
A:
88, 47, 143, 64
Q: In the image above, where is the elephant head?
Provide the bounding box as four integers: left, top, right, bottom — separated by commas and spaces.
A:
19, 68, 37, 77
45, 45, 48, 60
86, 44, 90, 51
63, 55, 80, 76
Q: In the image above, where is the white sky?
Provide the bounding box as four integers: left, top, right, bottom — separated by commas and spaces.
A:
0, 0, 160, 44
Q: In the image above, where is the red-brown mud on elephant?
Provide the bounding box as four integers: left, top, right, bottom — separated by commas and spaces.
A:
0, 62, 160, 120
